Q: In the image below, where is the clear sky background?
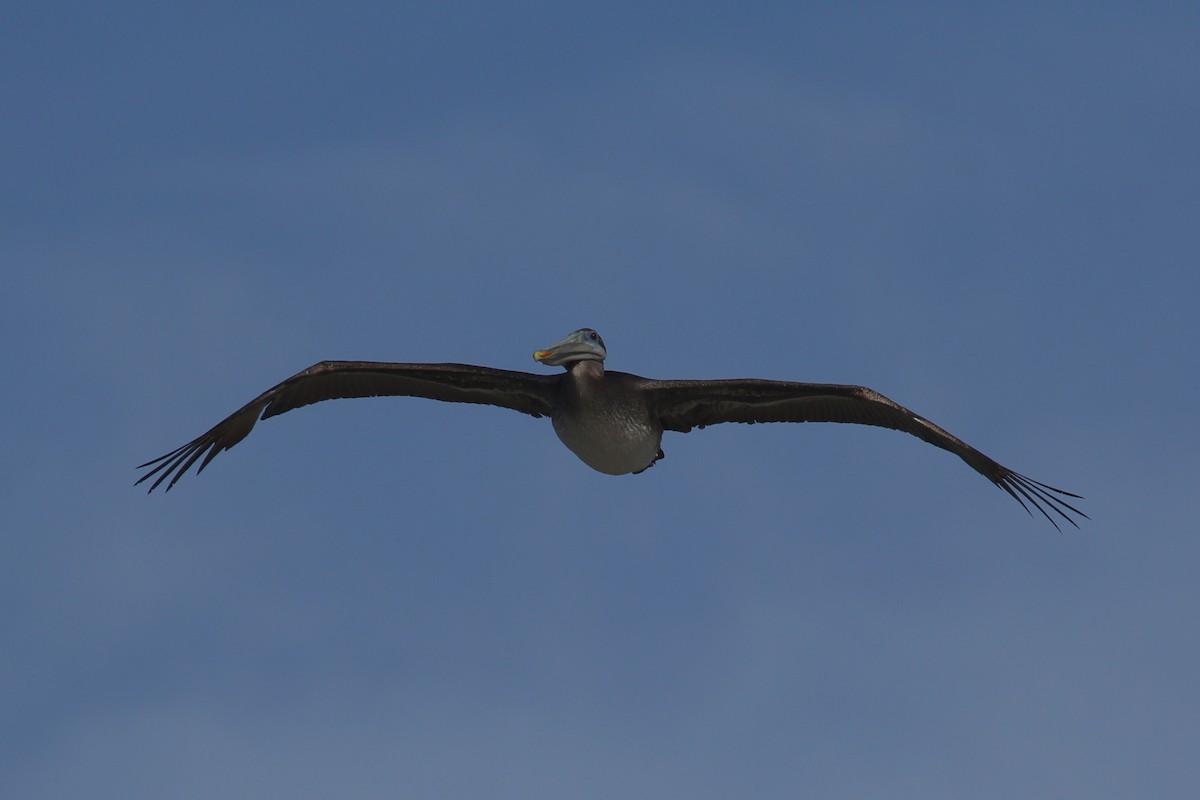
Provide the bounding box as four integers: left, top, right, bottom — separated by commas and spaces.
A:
4, 3, 1198, 798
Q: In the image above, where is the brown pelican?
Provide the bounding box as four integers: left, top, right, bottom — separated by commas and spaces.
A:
138, 328, 1085, 529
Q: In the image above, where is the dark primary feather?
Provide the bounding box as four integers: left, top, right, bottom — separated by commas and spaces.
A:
137, 361, 558, 492
642, 378, 1087, 530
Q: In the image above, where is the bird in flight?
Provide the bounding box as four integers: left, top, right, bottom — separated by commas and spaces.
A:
138, 328, 1085, 529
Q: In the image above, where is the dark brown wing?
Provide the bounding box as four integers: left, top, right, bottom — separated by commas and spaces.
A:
138, 361, 559, 492
641, 377, 1086, 530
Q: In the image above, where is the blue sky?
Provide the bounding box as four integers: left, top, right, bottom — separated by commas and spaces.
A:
4, 3, 1198, 798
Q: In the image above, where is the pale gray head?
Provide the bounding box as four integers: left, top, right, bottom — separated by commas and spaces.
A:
532, 328, 607, 368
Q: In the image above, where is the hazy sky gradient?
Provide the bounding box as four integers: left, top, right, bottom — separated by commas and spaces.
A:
4, 4, 1198, 798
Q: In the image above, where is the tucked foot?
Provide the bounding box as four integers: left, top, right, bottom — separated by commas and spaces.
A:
633, 448, 665, 474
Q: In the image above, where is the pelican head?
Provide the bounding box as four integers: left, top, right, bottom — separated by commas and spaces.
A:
533, 328, 607, 367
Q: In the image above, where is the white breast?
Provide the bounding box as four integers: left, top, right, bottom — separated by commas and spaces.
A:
552, 409, 663, 475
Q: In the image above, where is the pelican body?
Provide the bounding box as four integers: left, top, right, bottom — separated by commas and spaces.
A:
138, 328, 1085, 529
534, 331, 663, 474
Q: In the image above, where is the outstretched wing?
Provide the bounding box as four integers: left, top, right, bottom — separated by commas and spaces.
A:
138, 361, 558, 492
641, 377, 1086, 530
